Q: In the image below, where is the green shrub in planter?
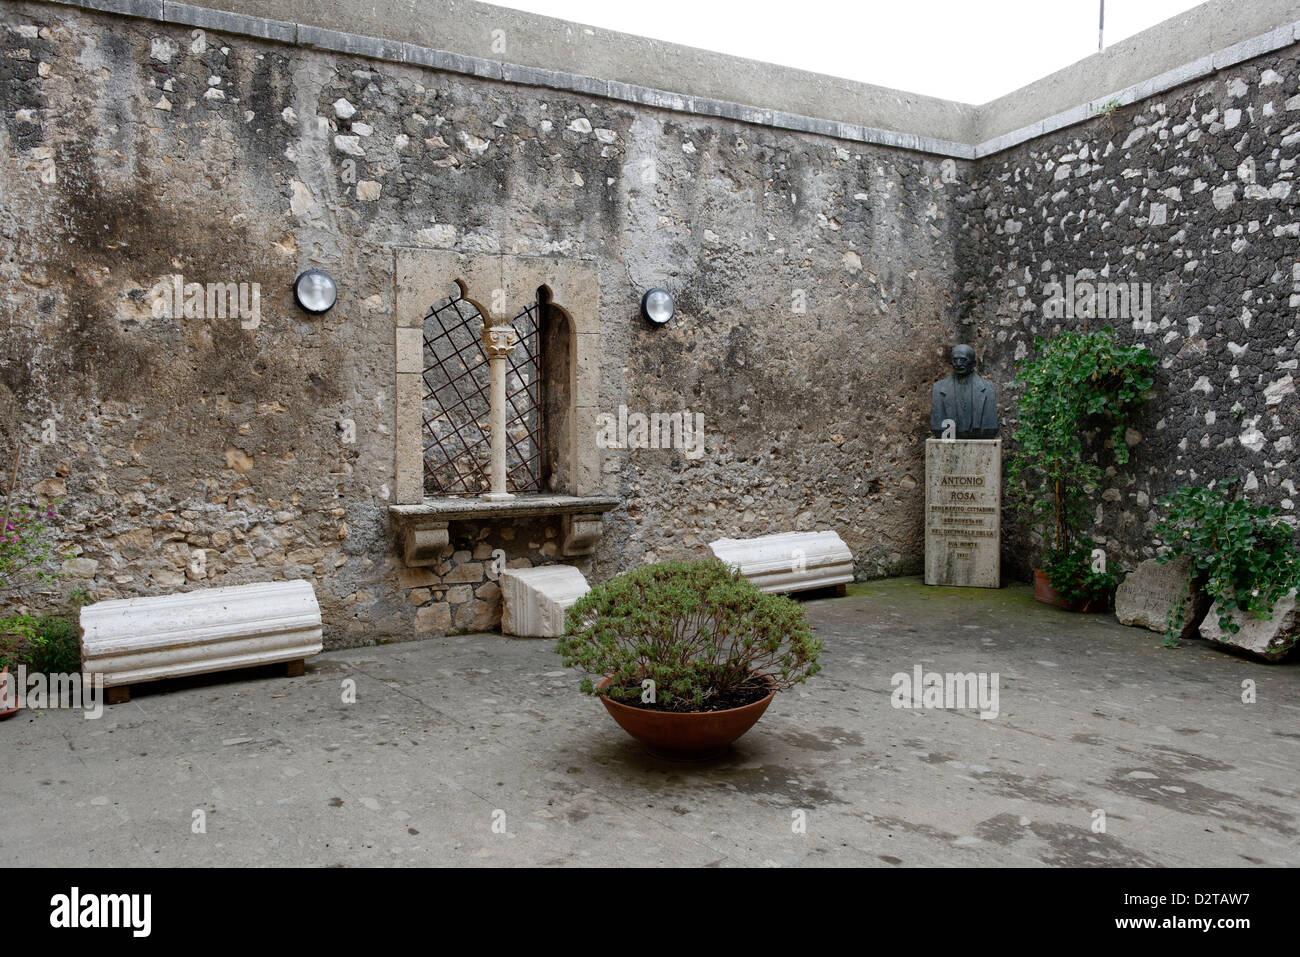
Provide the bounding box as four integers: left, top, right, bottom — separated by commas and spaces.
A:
555, 559, 822, 712
1041, 538, 1121, 608
1007, 328, 1156, 597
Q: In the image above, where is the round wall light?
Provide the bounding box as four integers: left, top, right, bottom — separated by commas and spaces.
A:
640, 287, 675, 326
294, 269, 338, 314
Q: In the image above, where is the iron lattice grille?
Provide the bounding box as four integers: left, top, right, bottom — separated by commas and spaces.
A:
421, 288, 543, 496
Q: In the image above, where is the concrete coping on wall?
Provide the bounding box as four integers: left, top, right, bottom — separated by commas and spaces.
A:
39, 0, 1300, 159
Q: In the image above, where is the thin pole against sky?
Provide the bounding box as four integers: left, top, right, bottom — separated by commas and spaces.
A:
1099, 0, 1105, 50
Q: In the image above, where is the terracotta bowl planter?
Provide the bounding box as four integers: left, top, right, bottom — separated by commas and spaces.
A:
0, 666, 19, 719
1033, 569, 1106, 613
595, 674, 776, 760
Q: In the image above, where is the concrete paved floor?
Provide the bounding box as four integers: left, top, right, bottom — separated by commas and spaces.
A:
2, 578, 1296, 867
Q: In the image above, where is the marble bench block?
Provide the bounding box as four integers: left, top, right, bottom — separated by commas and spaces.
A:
708, 530, 853, 594
500, 565, 590, 638
81, 580, 323, 688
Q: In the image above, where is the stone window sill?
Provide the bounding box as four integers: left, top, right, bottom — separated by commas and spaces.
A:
389, 494, 620, 565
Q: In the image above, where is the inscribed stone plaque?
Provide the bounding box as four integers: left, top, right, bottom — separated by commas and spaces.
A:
925, 438, 1000, 588
1114, 555, 1209, 639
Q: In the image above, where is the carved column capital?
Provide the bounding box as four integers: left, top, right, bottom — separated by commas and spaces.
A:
481, 325, 519, 357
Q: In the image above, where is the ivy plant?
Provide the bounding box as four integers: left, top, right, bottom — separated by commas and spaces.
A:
1006, 329, 1157, 595
1154, 480, 1300, 648
555, 559, 821, 711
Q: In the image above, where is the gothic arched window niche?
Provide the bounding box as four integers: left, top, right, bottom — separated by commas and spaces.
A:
389, 248, 616, 565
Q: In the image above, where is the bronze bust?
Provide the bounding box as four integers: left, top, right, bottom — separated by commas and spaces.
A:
930, 345, 998, 439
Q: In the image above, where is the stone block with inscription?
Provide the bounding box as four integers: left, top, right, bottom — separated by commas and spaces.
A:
1114, 555, 1209, 639
925, 439, 1000, 588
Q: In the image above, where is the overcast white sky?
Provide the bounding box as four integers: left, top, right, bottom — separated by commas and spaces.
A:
484, 0, 1206, 103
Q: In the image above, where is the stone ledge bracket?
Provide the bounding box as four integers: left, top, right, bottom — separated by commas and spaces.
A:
403, 522, 450, 567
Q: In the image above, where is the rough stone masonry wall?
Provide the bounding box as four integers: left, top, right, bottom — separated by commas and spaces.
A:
0, 2, 966, 644
959, 46, 1300, 577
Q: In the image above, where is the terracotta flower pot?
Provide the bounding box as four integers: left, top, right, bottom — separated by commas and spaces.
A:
595, 674, 776, 760
0, 666, 19, 719
1033, 569, 1106, 613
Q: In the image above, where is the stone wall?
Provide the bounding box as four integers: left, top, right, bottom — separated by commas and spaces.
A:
0, 2, 967, 644
8, 1, 1299, 640
960, 48, 1300, 575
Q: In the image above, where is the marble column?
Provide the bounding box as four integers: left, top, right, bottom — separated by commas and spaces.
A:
481, 324, 519, 502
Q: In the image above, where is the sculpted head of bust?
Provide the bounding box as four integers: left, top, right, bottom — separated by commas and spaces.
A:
950, 344, 977, 378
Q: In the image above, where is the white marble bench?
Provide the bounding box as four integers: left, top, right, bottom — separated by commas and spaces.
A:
708, 530, 854, 595
81, 580, 323, 703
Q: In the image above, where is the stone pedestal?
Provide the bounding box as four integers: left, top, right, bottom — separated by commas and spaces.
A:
925, 439, 1001, 588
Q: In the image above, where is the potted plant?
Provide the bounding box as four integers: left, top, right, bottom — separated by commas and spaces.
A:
554, 558, 822, 759
1, 614, 32, 719
1155, 480, 1300, 652
1037, 538, 1120, 612
0, 665, 17, 718
1, 470, 81, 709
1006, 329, 1156, 611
